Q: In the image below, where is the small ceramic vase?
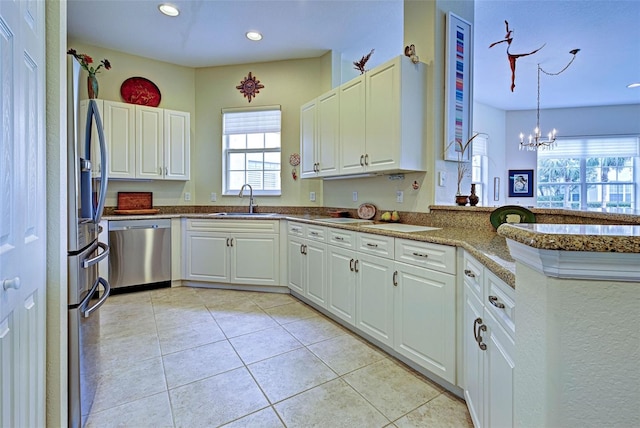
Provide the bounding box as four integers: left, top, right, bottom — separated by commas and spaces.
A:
455, 194, 469, 206
469, 184, 479, 206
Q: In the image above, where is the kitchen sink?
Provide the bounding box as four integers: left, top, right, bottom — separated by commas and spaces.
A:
316, 218, 373, 224
209, 212, 279, 217
361, 223, 441, 233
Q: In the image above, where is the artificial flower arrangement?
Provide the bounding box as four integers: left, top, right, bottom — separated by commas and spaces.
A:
67, 49, 111, 75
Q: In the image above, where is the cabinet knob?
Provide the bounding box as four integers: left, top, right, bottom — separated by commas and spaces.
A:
2, 276, 21, 291
464, 269, 476, 278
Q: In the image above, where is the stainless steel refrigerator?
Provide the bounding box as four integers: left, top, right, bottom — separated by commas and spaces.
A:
67, 56, 111, 428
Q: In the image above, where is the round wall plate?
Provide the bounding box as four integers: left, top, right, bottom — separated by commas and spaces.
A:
120, 77, 161, 107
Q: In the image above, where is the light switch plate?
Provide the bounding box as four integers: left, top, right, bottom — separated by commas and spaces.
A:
309, 191, 316, 202
352, 191, 358, 202
184, 192, 191, 201
210, 192, 217, 202
396, 190, 404, 203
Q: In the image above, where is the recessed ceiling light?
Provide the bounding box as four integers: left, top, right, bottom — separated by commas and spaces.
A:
246, 31, 263, 41
158, 3, 179, 17
627, 82, 640, 89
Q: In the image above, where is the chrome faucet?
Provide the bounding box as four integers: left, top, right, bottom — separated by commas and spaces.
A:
239, 184, 256, 214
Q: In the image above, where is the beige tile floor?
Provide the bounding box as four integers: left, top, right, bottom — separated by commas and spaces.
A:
85, 286, 473, 428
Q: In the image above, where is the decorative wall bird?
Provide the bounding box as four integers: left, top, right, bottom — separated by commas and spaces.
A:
404, 44, 419, 64
353, 49, 375, 74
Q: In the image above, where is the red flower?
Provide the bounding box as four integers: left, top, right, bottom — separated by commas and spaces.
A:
67, 48, 111, 75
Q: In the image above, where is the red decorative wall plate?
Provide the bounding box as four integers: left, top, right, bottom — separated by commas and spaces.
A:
120, 77, 161, 107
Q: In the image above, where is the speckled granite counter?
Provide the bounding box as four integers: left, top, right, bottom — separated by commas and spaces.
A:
497, 223, 640, 253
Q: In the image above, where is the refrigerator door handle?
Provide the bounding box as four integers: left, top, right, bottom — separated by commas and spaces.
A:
81, 277, 111, 318
89, 100, 109, 224
81, 242, 109, 269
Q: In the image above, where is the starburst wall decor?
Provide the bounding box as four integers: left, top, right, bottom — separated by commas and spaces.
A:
236, 72, 264, 103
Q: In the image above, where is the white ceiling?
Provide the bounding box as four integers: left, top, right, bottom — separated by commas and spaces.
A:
67, 0, 640, 111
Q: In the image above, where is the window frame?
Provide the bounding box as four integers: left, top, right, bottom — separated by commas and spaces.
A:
221, 106, 282, 196
536, 136, 639, 210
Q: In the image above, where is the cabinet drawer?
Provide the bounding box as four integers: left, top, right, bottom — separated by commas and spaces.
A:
187, 219, 279, 233
357, 233, 394, 259
306, 224, 327, 242
287, 221, 305, 237
462, 252, 484, 299
485, 270, 515, 337
327, 228, 357, 249
395, 239, 456, 275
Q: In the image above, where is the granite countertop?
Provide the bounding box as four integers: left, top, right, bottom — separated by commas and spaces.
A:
104, 212, 517, 287
497, 223, 640, 253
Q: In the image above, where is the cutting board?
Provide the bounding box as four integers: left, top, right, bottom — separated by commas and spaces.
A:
116, 192, 157, 214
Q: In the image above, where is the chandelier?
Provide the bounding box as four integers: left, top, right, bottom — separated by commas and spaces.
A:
519, 49, 580, 151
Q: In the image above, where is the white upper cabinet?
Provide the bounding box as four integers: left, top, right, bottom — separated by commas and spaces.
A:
82, 100, 190, 180
300, 88, 340, 178
302, 55, 426, 179
163, 109, 191, 180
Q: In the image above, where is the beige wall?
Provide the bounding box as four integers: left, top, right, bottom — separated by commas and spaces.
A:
66, 39, 197, 207
193, 56, 330, 207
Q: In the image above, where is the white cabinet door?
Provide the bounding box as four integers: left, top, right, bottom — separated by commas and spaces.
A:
356, 253, 395, 347
184, 232, 229, 282
103, 101, 135, 179
163, 109, 190, 180
300, 99, 318, 178
463, 283, 486, 428
326, 246, 357, 326
365, 59, 398, 171
394, 261, 456, 384
339, 75, 366, 174
231, 233, 279, 286
484, 310, 515, 428
136, 106, 163, 179
305, 240, 327, 307
287, 236, 305, 295
317, 89, 340, 176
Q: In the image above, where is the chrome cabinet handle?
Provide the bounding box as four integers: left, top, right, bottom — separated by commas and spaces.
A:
488, 295, 505, 309
226, 238, 230, 247
310, 231, 319, 236
473, 317, 487, 351
165, 167, 168, 175
302, 244, 307, 255
412, 252, 428, 258
359, 155, 364, 166
300, 244, 304, 254
291, 227, 301, 233
159, 166, 163, 174
392, 271, 398, 286
230, 238, 234, 247
349, 258, 354, 271
366, 243, 378, 248
354, 259, 359, 272
364, 154, 369, 165
334, 236, 344, 241
464, 269, 476, 278
2, 276, 21, 291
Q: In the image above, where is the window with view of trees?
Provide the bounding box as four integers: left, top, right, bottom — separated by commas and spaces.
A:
536, 136, 639, 209
222, 107, 281, 196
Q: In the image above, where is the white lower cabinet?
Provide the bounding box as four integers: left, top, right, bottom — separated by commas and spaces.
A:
287, 222, 327, 307
326, 244, 357, 325
184, 219, 280, 287
394, 261, 456, 384
355, 252, 395, 347
462, 251, 515, 428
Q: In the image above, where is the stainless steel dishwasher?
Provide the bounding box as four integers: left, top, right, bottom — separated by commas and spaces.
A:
108, 219, 171, 293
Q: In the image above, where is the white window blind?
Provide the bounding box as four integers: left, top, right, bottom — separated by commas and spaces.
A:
538, 136, 639, 158
222, 106, 281, 135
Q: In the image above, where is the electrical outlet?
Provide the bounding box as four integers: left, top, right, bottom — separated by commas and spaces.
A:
352, 191, 358, 202
210, 192, 217, 202
309, 191, 316, 202
184, 192, 191, 201
438, 171, 446, 187
396, 190, 404, 203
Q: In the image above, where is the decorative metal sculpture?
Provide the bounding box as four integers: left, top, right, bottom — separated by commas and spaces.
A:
236, 72, 264, 102
489, 20, 544, 92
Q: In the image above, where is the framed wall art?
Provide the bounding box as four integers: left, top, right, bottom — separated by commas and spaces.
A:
508, 169, 534, 197
444, 12, 473, 161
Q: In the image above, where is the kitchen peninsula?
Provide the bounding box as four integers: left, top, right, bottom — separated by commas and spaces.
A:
497, 222, 640, 428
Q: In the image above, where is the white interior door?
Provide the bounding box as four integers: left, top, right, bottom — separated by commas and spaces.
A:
0, 0, 46, 426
